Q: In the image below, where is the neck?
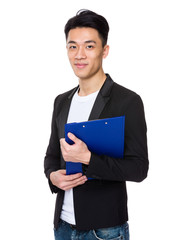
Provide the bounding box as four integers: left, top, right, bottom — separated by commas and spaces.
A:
78, 71, 106, 96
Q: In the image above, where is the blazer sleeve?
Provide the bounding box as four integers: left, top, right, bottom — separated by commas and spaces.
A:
85, 94, 149, 182
44, 97, 61, 193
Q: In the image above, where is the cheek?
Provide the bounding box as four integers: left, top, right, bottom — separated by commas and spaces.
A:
68, 54, 73, 61
68, 56, 75, 67
90, 54, 103, 66
67, 51, 76, 61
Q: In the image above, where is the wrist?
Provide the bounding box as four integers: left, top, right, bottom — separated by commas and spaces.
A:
83, 151, 91, 165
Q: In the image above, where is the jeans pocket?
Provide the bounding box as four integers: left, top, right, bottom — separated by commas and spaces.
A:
93, 229, 124, 240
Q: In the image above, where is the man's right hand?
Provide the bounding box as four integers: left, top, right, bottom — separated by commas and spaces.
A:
50, 169, 87, 191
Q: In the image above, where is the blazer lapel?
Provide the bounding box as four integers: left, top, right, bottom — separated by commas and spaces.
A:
58, 74, 114, 137
89, 74, 114, 120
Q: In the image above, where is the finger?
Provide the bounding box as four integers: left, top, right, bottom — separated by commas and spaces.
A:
56, 171, 86, 190
65, 172, 83, 181
63, 176, 87, 190
68, 132, 81, 144
60, 138, 73, 153
60, 138, 65, 143
60, 138, 69, 148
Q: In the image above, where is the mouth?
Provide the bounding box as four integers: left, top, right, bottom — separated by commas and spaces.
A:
75, 63, 88, 69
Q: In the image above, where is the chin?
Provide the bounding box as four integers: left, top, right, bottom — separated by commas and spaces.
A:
74, 71, 89, 80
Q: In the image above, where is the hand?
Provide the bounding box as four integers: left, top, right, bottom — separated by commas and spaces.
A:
50, 169, 87, 191
60, 133, 91, 165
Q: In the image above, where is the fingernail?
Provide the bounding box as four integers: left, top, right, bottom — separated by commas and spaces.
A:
84, 176, 87, 181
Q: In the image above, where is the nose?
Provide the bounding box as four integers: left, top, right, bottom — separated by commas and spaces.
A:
75, 46, 86, 60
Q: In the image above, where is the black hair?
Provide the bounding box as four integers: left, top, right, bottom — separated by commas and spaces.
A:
64, 9, 109, 47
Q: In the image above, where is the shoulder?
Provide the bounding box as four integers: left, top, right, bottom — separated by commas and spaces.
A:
106, 75, 144, 114
51, 86, 78, 116
110, 77, 143, 105
54, 86, 78, 105
105, 74, 139, 100
113, 81, 138, 98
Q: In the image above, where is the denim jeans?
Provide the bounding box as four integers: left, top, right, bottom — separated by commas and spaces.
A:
54, 219, 129, 240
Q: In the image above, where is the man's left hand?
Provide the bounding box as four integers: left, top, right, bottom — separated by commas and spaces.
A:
60, 133, 91, 165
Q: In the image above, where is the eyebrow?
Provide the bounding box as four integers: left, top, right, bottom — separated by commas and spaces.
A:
67, 40, 97, 45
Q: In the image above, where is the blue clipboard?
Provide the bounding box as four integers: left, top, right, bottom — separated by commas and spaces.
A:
65, 116, 125, 175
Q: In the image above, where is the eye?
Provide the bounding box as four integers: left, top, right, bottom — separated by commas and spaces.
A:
86, 45, 94, 49
69, 45, 77, 49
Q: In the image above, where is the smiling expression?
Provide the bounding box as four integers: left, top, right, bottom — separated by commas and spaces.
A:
66, 27, 109, 81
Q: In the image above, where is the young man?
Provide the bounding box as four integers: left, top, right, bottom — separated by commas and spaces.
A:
44, 10, 149, 240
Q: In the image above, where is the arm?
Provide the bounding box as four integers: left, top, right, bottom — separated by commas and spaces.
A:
60, 95, 149, 182
86, 94, 149, 182
44, 97, 87, 193
44, 97, 61, 193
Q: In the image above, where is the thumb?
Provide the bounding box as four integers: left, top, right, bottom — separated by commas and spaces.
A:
68, 132, 79, 144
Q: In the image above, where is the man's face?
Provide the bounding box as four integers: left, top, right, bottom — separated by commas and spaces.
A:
66, 27, 109, 80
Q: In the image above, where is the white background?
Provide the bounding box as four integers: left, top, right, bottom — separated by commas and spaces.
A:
0, 0, 174, 239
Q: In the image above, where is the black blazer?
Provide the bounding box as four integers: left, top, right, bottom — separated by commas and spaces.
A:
44, 74, 149, 231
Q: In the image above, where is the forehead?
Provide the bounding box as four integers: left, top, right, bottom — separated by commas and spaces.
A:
67, 27, 102, 44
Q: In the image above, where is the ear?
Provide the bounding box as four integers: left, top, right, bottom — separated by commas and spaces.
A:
103, 45, 109, 59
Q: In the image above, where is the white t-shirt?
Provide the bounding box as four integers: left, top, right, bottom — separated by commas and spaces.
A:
60, 89, 99, 225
